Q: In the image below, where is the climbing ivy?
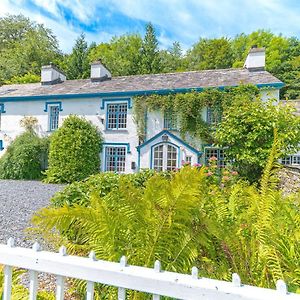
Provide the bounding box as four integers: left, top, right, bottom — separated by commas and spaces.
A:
133, 85, 259, 143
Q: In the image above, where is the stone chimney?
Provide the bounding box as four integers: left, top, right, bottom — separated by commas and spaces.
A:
244, 46, 265, 71
90, 61, 111, 82
41, 63, 66, 85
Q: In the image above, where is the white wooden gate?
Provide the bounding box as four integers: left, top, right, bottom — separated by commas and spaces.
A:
0, 238, 299, 300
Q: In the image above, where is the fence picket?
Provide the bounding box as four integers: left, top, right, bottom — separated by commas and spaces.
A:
118, 256, 127, 300
29, 242, 41, 300
3, 238, 15, 300
55, 246, 67, 300
153, 260, 161, 300
3, 265, 13, 300
191, 266, 198, 279
86, 251, 96, 300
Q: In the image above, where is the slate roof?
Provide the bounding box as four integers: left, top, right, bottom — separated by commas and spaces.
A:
0, 68, 283, 99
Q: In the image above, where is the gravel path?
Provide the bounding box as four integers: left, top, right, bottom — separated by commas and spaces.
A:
0, 180, 64, 247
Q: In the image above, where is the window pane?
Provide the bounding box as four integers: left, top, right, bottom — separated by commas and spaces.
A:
107, 103, 127, 129
164, 111, 177, 130
205, 148, 226, 167
50, 106, 59, 131
153, 145, 163, 171
105, 147, 126, 173
167, 145, 177, 171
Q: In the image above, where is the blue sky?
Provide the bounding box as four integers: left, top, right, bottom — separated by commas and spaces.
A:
1, 0, 300, 53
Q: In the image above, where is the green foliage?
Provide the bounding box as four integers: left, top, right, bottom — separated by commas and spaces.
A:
0, 14, 61, 84
32, 157, 300, 296
88, 34, 143, 76
4, 72, 40, 84
51, 169, 169, 208
0, 131, 49, 180
185, 37, 234, 70
62, 33, 91, 79
140, 23, 161, 74
159, 41, 184, 73
216, 96, 300, 181
45, 115, 103, 183
133, 85, 258, 143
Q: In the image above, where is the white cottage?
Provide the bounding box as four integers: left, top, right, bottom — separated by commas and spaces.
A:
0, 47, 283, 173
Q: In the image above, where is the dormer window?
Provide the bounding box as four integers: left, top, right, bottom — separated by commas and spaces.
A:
106, 103, 128, 130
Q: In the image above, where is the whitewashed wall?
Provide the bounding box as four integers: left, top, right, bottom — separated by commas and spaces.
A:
0, 88, 281, 173
0, 97, 139, 173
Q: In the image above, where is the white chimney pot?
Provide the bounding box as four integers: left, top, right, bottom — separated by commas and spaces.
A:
41, 64, 66, 85
244, 47, 265, 71
91, 61, 111, 81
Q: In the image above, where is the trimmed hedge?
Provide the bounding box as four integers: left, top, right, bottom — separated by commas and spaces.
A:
45, 115, 103, 183
0, 131, 49, 180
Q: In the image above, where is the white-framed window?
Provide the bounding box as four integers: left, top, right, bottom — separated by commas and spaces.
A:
185, 155, 192, 164
205, 148, 226, 167
281, 155, 300, 165
48, 105, 60, 131
106, 103, 128, 130
105, 146, 126, 173
153, 143, 178, 171
164, 110, 177, 130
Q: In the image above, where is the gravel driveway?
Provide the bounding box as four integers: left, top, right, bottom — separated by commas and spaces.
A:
0, 180, 64, 247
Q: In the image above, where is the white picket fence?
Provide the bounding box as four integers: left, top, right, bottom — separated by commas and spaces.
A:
0, 238, 300, 300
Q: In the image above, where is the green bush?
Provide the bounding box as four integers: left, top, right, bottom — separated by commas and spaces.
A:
0, 132, 49, 180
51, 169, 169, 207
45, 115, 103, 183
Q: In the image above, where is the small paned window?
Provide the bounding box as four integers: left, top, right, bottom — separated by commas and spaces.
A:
207, 107, 221, 126
205, 148, 226, 167
107, 103, 128, 129
164, 111, 177, 130
153, 144, 164, 171
167, 145, 177, 171
105, 147, 126, 173
185, 156, 192, 164
153, 143, 178, 171
281, 155, 300, 165
49, 105, 60, 131
0, 140, 3, 151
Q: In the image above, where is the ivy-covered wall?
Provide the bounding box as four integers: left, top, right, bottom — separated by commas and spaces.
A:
133, 85, 260, 149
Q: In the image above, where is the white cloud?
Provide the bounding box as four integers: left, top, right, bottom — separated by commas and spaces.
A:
0, 0, 299, 53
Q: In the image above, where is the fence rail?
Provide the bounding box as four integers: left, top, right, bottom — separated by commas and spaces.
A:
0, 238, 299, 300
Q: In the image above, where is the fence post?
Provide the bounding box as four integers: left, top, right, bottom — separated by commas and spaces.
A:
118, 256, 127, 300
3, 238, 15, 300
86, 251, 96, 300
29, 242, 41, 300
191, 266, 198, 279
153, 260, 161, 300
232, 273, 241, 287
55, 246, 67, 300
276, 279, 287, 295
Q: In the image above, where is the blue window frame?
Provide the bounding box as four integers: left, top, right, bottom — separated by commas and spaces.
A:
163, 111, 177, 130
0, 103, 6, 131
205, 148, 226, 167
49, 105, 60, 131
0, 140, 3, 151
105, 146, 126, 172
106, 103, 128, 130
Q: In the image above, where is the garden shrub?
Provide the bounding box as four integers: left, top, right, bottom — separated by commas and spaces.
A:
51, 169, 170, 207
45, 115, 103, 184
0, 131, 49, 180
